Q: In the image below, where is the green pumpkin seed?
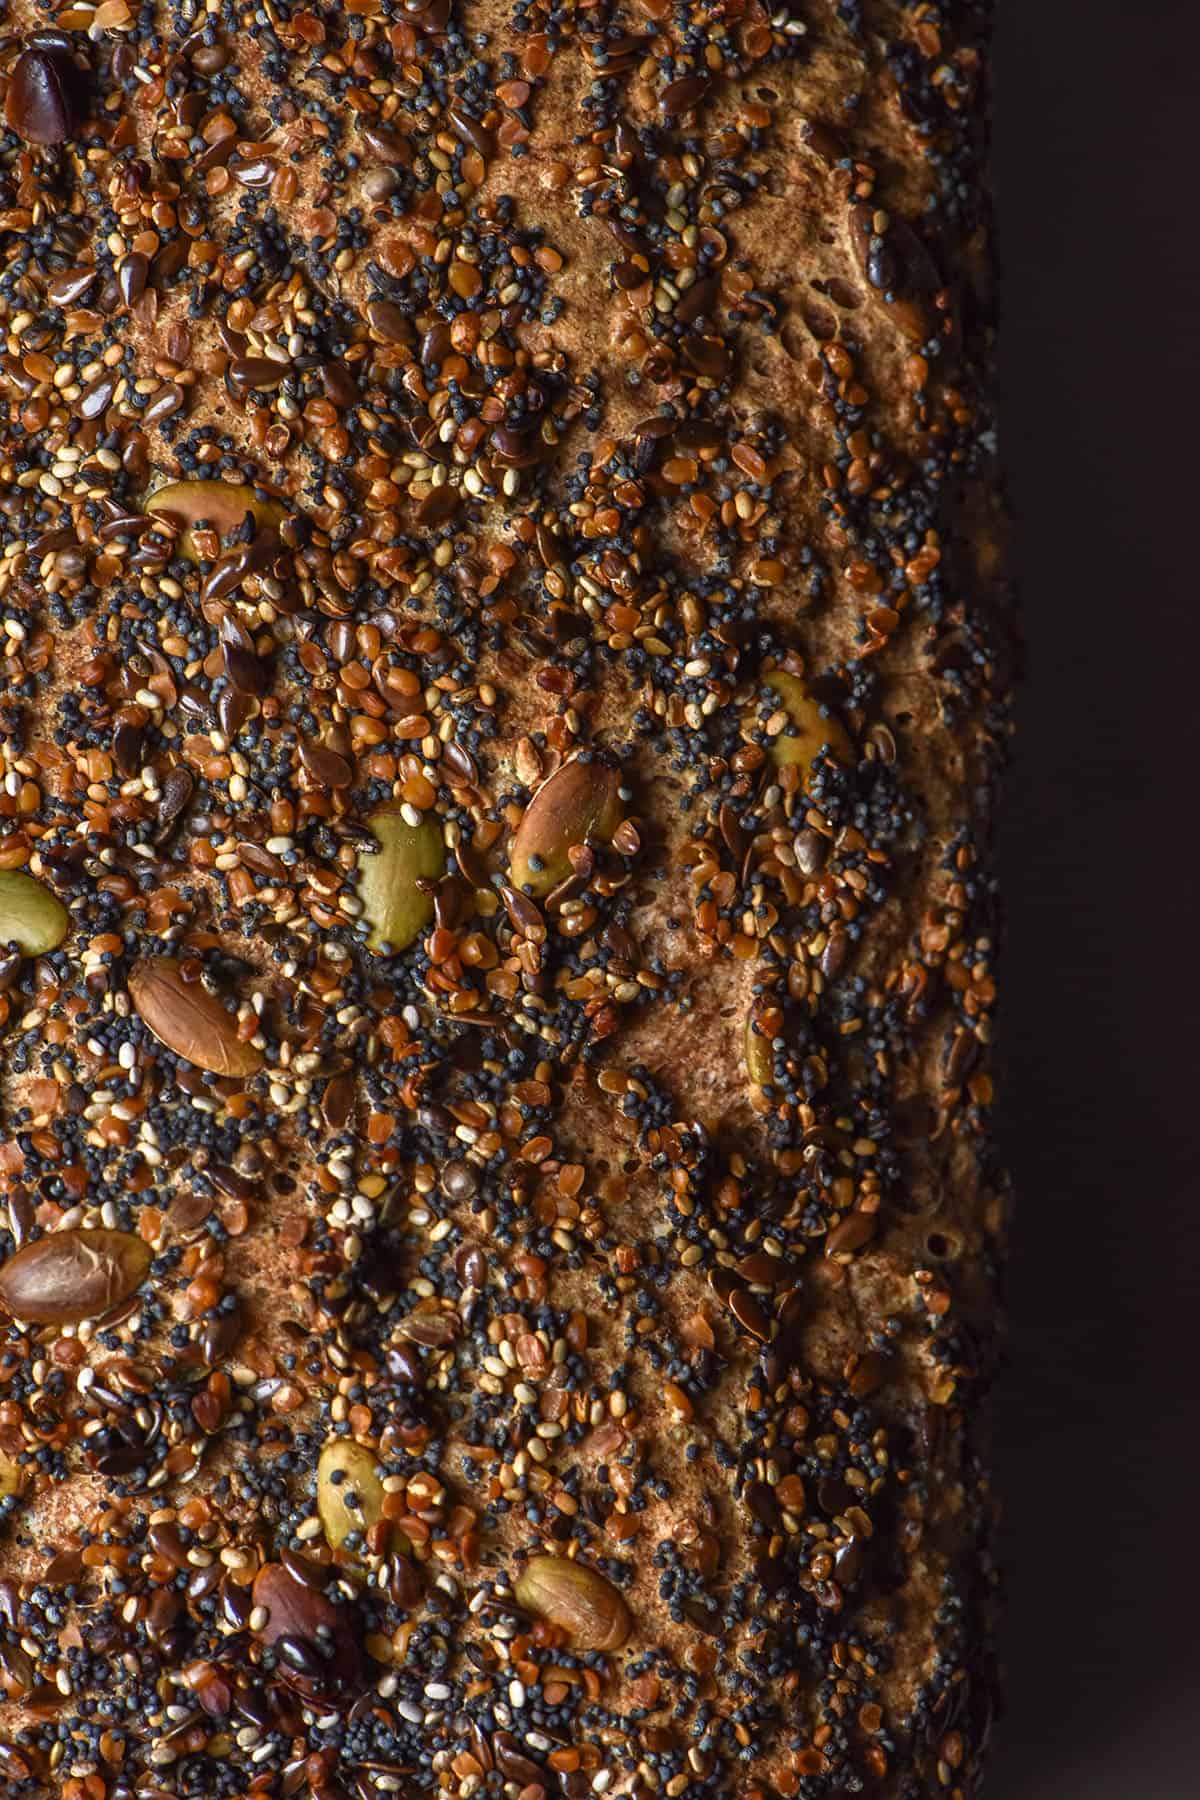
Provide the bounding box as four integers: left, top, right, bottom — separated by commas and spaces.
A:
509, 757, 623, 897
760, 671, 852, 778
317, 1438, 386, 1552
0, 870, 69, 954
356, 810, 445, 952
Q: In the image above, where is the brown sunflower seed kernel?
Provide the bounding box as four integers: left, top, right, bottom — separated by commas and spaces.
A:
509, 758, 623, 897
0, 1229, 152, 1325
128, 958, 263, 1077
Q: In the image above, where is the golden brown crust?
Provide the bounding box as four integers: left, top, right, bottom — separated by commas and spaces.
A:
0, 2, 1011, 1796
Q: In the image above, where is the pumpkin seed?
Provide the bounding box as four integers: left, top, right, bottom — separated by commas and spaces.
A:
129, 957, 263, 1076
0, 869, 69, 954
146, 479, 285, 562
0, 1228, 151, 1325
760, 671, 852, 779
317, 1438, 386, 1552
0, 1638, 35, 1698
745, 1002, 775, 1088
356, 809, 445, 952
509, 757, 623, 897
514, 1554, 631, 1651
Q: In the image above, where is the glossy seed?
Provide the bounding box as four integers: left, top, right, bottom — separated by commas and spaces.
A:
317, 1439, 385, 1552
0, 870, 69, 954
744, 1004, 775, 1088
727, 1287, 772, 1343
660, 74, 711, 118
129, 957, 263, 1076
299, 742, 353, 789
514, 1555, 631, 1652
5, 43, 87, 145
794, 827, 827, 875
118, 251, 149, 308
0, 1229, 151, 1325
251, 1560, 362, 1696
509, 758, 623, 897
46, 267, 96, 308
356, 809, 445, 952
366, 299, 411, 345
166, 1189, 214, 1236
825, 1211, 878, 1258
153, 766, 194, 844
228, 356, 286, 395
362, 123, 412, 166
145, 480, 285, 562
760, 671, 853, 780
848, 204, 939, 345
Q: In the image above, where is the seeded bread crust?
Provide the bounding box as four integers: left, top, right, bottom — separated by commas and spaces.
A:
0, 3, 1011, 1798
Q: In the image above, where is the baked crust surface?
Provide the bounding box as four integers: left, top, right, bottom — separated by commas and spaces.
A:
0, 2, 1011, 1795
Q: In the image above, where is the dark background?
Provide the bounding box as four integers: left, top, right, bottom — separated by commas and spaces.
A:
990, 3, 1199, 1795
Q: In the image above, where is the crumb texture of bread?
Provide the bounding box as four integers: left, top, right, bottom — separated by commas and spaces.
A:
0, 1, 1012, 1796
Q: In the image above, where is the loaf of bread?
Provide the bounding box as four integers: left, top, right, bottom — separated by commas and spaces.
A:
0, 2, 1011, 1795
